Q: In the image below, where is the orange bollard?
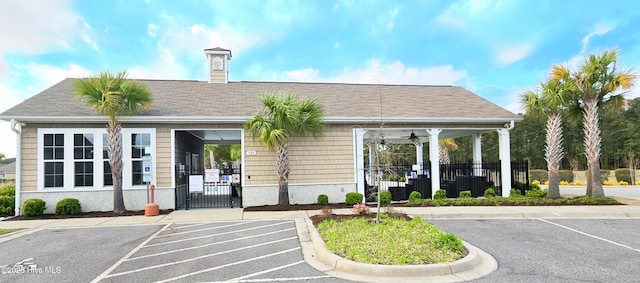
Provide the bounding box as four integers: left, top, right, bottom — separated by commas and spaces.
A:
145, 184, 160, 216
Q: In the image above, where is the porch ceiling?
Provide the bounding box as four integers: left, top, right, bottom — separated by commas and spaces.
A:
363, 128, 503, 144
187, 130, 241, 143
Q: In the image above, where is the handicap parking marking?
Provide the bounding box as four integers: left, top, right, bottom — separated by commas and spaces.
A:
537, 219, 640, 253
146, 221, 291, 247
151, 247, 301, 283
126, 228, 296, 261
91, 223, 173, 283
91, 220, 340, 283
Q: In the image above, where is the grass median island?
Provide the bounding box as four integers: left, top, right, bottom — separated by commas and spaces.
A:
316, 215, 467, 265
0, 228, 26, 235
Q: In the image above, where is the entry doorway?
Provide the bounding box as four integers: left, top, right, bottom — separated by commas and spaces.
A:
174, 129, 243, 209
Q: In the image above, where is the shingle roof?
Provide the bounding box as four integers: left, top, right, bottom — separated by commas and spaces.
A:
0, 78, 519, 123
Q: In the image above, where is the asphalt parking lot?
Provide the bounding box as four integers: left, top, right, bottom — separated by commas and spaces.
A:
428, 219, 640, 283
0, 220, 354, 283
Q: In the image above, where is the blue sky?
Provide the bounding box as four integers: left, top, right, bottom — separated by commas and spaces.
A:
1, 0, 639, 158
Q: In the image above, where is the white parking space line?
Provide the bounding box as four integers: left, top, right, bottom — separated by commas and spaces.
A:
538, 219, 640, 253
90, 223, 171, 283
127, 228, 296, 261
144, 221, 291, 247
224, 261, 331, 282
156, 222, 248, 237
152, 247, 301, 283
217, 276, 334, 282
170, 222, 212, 230
105, 237, 298, 279
226, 260, 305, 281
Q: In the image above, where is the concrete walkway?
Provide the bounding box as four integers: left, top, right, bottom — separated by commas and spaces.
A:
2, 205, 640, 230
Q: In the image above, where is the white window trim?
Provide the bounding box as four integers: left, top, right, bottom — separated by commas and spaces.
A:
36, 128, 156, 191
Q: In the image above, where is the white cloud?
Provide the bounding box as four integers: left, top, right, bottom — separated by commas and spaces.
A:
494, 43, 534, 67
334, 41, 340, 49
128, 48, 190, 80
333, 3, 340, 11
147, 23, 158, 37
581, 22, 615, 54
436, 0, 507, 30
561, 22, 617, 70
270, 60, 467, 86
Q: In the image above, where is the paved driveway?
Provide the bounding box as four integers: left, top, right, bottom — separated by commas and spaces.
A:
428, 219, 640, 282
0, 220, 355, 283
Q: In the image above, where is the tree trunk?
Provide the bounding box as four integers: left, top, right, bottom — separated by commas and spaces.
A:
439, 143, 450, 164
276, 143, 290, 205
108, 120, 126, 213
545, 112, 563, 198
583, 99, 604, 197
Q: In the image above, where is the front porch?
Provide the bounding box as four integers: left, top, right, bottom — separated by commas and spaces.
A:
365, 160, 529, 201
354, 125, 518, 202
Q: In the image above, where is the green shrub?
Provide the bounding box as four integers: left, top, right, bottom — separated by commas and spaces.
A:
529, 182, 541, 190
345, 192, 363, 205
530, 169, 548, 183
615, 169, 632, 183
388, 175, 398, 181
0, 185, 15, 196
510, 188, 524, 198
484, 188, 496, 198
433, 189, 447, 200
525, 189, 547, 198
512, 181, 528, 192
22, 198, 46, 217
437, 232, 465, 253
0, 206, 13, 216
55, 198, 81, 215
459, 190, 471, 198
378, 191, 391, 204
0, 195, 14, 208
317, 194, 329, 205
558, 170, 574, 183
408, 191, 422, 203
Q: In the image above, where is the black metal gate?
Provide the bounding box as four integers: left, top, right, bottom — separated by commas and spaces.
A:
175, 165, 242, 209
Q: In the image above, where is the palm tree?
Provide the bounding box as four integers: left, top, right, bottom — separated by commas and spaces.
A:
74, 71, 152, 213
551, 49, 635, 197
523, 79, 572, 198
438, 138, 458, 164
244, 92, 325, 205
204, 144, 218, 169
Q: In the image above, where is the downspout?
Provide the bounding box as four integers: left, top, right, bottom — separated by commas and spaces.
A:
10, 119, 21, 216
506, 120, 515, 130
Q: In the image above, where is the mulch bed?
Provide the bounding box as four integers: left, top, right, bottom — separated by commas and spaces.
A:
243, 203, 408, 211
6, 209, 173, 221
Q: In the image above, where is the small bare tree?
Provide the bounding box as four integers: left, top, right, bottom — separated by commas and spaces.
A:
622, 151, 638, 184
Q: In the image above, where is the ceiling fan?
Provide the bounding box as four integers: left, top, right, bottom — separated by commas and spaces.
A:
404, 130, 427, 143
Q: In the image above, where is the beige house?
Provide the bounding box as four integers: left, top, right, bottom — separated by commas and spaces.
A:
0, 47, 521, 215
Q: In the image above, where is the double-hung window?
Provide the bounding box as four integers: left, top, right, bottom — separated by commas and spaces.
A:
74, 134, 94, 187
38, 128, 155, 190
43, 134, 64, 188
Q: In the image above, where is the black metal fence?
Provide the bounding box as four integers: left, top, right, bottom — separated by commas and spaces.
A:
175, 165, 242, 209
365, 160, 529, 199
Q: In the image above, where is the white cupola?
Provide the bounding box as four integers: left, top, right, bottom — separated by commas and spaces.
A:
204, 47, 232, 83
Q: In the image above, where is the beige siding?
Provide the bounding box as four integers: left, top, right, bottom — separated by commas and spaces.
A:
155, 128, 172, 188
21, 126, 37, 191
244, 125, 355, 185
209, 55, 227, 83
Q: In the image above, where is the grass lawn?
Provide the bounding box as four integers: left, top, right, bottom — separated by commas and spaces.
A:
317, 215, 467, 265
0, 228, 25, 235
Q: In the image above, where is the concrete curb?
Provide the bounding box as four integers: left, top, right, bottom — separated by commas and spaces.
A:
300, 216, 497, 282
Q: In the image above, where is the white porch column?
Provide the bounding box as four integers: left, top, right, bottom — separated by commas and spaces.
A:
427, 129, 442, 198
354, 129, 367, 203
415, 141, 424, 175
472, 134, 483, 176
497, 128, 512, 197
